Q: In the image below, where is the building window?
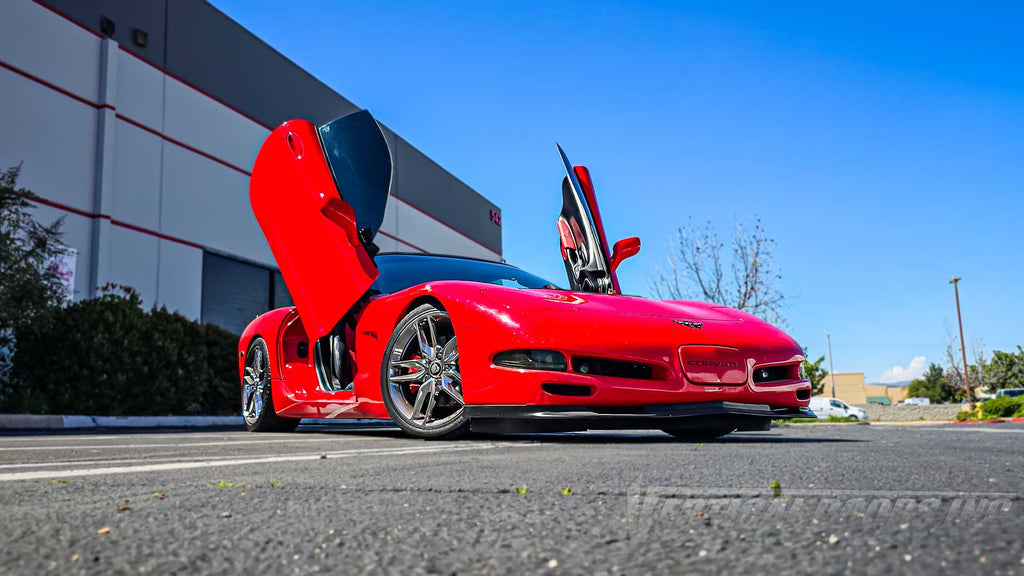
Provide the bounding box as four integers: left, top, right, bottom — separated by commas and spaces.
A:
201, 252, 292, 335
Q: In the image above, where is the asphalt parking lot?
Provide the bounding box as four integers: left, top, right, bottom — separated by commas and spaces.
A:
0, 422, 1021, 575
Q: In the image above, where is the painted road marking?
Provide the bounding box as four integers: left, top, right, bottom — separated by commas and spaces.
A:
0, 444, 515, 482
0, 449, 392, 470
0, 426, 392, 443
0, 436, 387, 452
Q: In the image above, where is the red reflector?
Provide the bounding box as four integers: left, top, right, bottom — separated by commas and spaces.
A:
557, 218, 577, 251
679, 346, 748, 385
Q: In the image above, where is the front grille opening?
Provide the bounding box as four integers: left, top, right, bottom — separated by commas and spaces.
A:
493, 349, 567, 371
796, 388, 811, 400
571, 357, 653, 380
753, 365, 793, 383
542, 383, 593, 397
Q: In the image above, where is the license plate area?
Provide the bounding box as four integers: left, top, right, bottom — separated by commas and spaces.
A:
679, 345, 748, 385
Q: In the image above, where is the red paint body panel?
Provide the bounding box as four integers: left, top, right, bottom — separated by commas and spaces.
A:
239, 282, 811, 421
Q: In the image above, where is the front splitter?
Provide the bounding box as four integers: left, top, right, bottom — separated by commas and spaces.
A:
464, 401, 814, 433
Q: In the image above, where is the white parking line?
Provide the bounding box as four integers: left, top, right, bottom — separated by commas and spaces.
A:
0, 436, 383, 452
0, 444, 509, 482
0, 450, 351, 470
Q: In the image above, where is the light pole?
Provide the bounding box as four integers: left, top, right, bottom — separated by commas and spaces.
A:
949, 276, 972, 403
825, 330, 836, 398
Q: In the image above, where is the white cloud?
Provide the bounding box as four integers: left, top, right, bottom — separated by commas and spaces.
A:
880, 356, 926, 383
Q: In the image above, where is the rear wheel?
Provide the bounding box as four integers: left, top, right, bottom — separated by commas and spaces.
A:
660, 428, 735, 441
242, 337, 300, 432
381, 304, 469, 439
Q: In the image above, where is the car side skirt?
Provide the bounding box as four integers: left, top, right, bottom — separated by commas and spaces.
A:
464, 401, 815, 434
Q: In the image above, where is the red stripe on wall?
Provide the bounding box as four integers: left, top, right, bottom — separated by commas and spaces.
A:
377, 230, 426, 254
116, 46, 276, 133
23, 195, 204, 250
110, 218, 204, 250
116, 114, 252, 177
31, 0, 103, 40
0, 60, 113, 112
391, 194, 501, 256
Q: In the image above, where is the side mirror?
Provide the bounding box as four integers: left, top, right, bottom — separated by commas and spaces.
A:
609, 237, 641, 273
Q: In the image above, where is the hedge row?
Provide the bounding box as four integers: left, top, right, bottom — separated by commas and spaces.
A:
955, 396, 1024, 422
1, 291, 240, 415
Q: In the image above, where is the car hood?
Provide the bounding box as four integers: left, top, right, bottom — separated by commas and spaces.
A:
480, 287, 750, 323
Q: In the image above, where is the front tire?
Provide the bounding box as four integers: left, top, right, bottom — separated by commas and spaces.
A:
242, 337, 300, 432
381, 304, 469, 439
661, 428, 735, 441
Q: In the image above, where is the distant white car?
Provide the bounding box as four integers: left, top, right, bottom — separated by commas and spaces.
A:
808, 397, 868, 420
902, 397, 931, 406
995, 388, 1024, 399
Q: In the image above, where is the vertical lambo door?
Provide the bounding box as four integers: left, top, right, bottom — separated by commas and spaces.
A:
249, 110, 392, 396
556, 144, 639, 294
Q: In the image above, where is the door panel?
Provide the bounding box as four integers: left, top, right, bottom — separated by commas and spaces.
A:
249, 115, 388, 342
556, 144, 618, 294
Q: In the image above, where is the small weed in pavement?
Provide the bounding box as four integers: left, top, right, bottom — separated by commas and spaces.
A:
212, 480, 250, 489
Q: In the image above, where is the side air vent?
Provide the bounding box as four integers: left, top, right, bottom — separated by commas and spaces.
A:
572, 357, 654, 380
542, 383, 593, 397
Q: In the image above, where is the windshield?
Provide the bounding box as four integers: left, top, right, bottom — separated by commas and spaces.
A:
372, 254, 561, 294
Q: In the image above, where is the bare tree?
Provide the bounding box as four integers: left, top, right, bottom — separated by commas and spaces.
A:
649, 216, 786, 324
942, 327, 976, 400
968, 340, 997, 395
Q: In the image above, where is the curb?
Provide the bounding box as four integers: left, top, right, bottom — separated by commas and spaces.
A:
952, 419, 1005, 425
865, 420, 953, 426
1012, 418, 1024, 423
0, 414, 244, 429
771, 421, 870, 427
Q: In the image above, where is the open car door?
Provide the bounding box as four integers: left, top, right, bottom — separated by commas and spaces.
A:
250, 110, 391, 342
556, 144, 638, 294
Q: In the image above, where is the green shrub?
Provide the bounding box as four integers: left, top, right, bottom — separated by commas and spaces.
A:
955, 410, 975, 422
3, 288, 239, 415
980, 396, 1024, 418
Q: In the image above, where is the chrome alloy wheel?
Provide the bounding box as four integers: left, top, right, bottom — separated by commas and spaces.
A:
243, 342, 269, 426
386, 309, 463, 430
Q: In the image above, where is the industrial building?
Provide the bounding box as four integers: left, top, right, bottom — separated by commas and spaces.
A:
0, 0, 502, 333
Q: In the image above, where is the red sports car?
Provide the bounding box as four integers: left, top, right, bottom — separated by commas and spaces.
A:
239, 110, 813, 439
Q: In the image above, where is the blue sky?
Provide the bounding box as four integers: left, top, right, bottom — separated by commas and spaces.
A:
212, 0, 1023, 383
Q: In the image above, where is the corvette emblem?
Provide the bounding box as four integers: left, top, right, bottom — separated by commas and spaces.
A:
673, 319, 703, 330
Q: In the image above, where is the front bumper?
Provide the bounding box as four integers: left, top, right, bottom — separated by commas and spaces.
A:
464, 401, 815, 433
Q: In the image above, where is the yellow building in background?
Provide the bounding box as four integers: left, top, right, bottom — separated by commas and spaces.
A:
819, 372, 909, 406
865, 384, 909, 405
